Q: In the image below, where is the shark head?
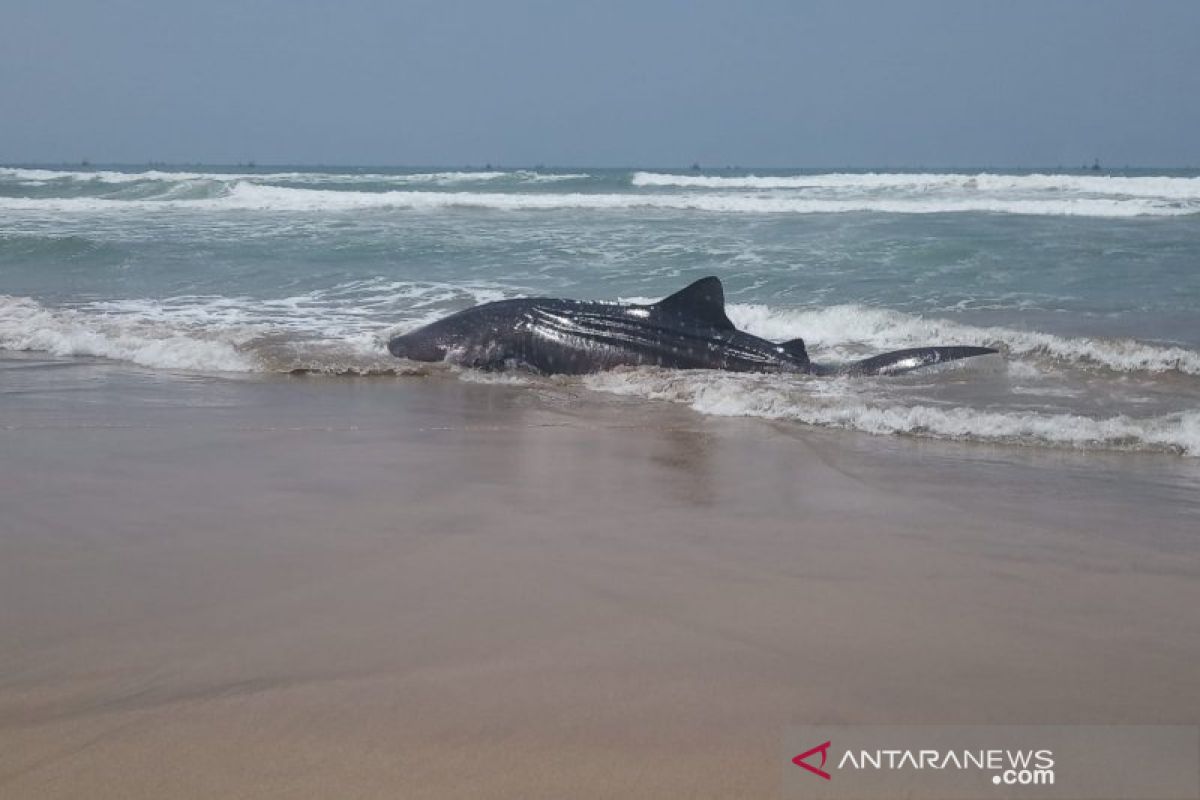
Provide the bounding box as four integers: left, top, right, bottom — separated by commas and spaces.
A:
386, 328, 449, 362
388, 300, 529, 366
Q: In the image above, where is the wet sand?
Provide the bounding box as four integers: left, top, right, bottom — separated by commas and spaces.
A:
2, 356, 1198, 798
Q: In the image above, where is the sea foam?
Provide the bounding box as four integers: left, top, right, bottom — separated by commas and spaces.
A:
0, 182, 1192, 217
584, 370, 1200, 456
0, 283, 508, 374
723, 303, 1200, 375
0, 167, 588, 186
0, 295, 260, 372
631, 170, 1200, 200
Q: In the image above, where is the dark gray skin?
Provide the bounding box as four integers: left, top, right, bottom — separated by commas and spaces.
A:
387, 276, 998, 376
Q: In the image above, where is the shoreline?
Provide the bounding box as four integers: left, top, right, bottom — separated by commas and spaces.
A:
2, 358, 1198, 798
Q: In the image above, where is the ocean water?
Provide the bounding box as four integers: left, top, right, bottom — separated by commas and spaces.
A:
2, 165, 1200, 455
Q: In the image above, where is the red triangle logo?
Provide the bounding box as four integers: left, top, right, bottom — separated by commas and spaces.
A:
793, 740, 832, 780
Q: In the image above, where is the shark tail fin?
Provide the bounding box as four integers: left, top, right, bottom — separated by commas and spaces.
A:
840, 346, 998, 376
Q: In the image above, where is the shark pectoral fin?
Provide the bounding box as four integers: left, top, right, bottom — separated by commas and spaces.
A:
652, 276, 736, 330
845, 346, 998, 376
778, 337, 809, 363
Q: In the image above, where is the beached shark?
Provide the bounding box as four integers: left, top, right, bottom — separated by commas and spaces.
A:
387, 276, 997, 376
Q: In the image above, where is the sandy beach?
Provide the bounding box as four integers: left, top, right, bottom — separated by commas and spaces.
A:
1, 354, 1197, 798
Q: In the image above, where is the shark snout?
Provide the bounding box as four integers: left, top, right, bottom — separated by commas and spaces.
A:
387, 333, 446, 362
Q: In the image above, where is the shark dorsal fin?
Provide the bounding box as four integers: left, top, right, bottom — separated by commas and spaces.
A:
779, 337, 809, 363
652, 276, 735, 330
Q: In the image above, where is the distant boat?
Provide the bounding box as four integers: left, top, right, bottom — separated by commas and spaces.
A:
1091, 158, 1101, 171
691, 162, 701, 171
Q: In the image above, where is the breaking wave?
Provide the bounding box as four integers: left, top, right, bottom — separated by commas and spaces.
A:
724, 303, 1200, 375
1, 182, 1193, 217
4, 167, 1197, 216
584, 370, 1200, 456
0, 285, 503, 374
0, 295, 260, 372
631, 170, 1200, 200
0, 167, 590, 186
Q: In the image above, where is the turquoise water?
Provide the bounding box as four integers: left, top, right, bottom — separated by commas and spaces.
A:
3, 165, 1200, 454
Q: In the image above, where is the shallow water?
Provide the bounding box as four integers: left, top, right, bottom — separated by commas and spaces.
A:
2, 164, 1199, 455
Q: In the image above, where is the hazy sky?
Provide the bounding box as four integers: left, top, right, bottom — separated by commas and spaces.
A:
2, 0, 1197, 167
